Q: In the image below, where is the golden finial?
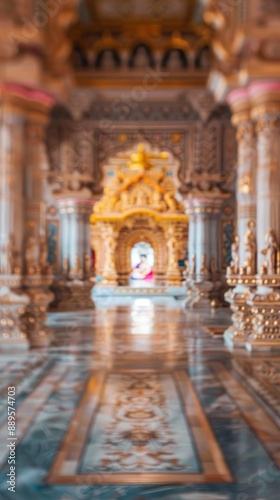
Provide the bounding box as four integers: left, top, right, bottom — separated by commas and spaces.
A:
118, 144, 169, 172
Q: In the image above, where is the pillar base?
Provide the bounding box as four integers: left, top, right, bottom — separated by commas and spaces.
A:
21, 275, 54, 348
210, 277, 227, 307
192, 280, 213, 308
224, 283, 253, 348
224, 274, 256, 349
185, 276, 213, 309
50, 279, 95, 312
185, 276, 214, 308
0, 279, 30, 350
224, 324, 250, 349
184, 277, 199, 308
246, 277, 280, 352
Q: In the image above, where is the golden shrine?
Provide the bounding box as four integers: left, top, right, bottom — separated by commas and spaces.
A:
90, 144, 188, 286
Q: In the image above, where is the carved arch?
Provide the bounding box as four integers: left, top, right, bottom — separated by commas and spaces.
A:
194, 44, 211, 69
115, 223, 167, 285
95, 48, 121, 68
128, 43, 155, 68
161, 48, 188, 68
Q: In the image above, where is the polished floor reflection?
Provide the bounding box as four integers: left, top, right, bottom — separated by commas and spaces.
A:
0, 299, 280, 499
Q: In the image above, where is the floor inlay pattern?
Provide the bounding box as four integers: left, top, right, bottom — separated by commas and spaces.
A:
48, 369, 231, 484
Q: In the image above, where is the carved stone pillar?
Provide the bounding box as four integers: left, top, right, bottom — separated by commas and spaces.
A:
51, 198, 95, 310
100, 224, 118, 286
184, 202, 197, 305
187, 211, 197, 274
0, 86, 56, 348
246, 81, 280, 351
224, 91, 257, 348
230, 94, 257, 265
21, 108, 55, 347
165, 226, 182, 286
0, 101, 25, 275
0, 94, 29, 347
185, 192, 228, 308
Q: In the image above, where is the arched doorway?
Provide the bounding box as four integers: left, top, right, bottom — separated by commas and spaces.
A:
130, 241, 154, 285
115, 222, 167, 286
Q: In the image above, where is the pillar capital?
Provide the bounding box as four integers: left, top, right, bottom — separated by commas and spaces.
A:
227, 88, 250, 117
226, 90, 255, 148
185, 190, 229, 214
248, 81, 280, 121
227, 81, 280, 122
57, 198, 94, 215
0, 82, 55, 117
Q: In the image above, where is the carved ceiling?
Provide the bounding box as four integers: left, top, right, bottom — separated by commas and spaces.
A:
80, 0, 203, 22
72, 1, 211, 87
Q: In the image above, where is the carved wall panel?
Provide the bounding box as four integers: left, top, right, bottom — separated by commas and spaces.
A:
46, 100, 236, 206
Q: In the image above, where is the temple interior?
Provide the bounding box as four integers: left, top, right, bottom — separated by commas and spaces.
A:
1, 0, 280, 498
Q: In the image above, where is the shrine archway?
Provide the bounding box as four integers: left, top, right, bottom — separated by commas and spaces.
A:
90, 144, 188, 287
115, 222, 168, 286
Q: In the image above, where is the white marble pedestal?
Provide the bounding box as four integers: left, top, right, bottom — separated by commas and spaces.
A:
224, 275, 256, 349
0, 278, 29, 349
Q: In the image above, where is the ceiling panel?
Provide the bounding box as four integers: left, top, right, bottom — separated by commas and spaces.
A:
84, 0, 198, 21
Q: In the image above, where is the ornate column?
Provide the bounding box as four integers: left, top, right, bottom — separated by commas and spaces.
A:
0, 90, 29, 348
184, 200, 197, 302
21, 104, 55, 348
164, 226, 182, 286
185, 190, 229, 308
0, 85, 57, 348
232, 97, 257, 266
246, 81, 280, 351
224, 91, 257, 348
48, 106, 96, 310
51, 197, 95, 310
187, 210, 197, 274
100, 224, 118, 286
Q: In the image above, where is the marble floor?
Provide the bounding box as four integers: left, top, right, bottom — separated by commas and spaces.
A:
0, 298, 280, 499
